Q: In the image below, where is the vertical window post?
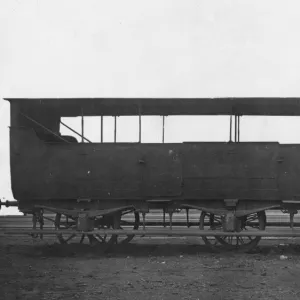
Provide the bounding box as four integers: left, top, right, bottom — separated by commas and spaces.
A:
114, 116, 117, 143
81, 108, 84, 143
237, 115, 240, 142
229, 115, 232, 142
162, 115, 165, 143
139, 107, 142, 143
234, 115, 237, 142
101, 116, 103, 143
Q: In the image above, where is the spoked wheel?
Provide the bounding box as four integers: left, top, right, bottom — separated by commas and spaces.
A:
54, 213, 110, 245
54, 210, 140, 246
199, 210, 266, 252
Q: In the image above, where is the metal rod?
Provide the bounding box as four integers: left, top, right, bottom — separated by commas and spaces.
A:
169, 212, 173, 230
234, 115, 237, 142
238, 115, 240, 142
229, 115, 232, 142
81, 109, 84, 143
162, 116, 165, 143
60, 121, 92, 143
186, 208, 190, 228
142, 212, 146, 230
20, 112, 70, 143
290, 213, 295, 229
101, 116, 103, 143
139, 110, 142, 143
114, 116, 117, 143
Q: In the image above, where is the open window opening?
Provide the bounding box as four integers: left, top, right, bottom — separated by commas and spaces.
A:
59, 115, 234, 144
60, 116, 162, 143
240, 116, 300, 144
164, 116, 230, 143
26, 112, 300, 145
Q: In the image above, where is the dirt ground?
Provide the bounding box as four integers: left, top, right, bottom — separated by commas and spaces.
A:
1, 236, 300, 300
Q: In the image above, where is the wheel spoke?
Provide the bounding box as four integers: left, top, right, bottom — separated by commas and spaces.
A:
87, 234, 99, 245
65, 234, 76, 243
43, 216, 56, 223
79, 234, 85, 243
96, 234, 107, 243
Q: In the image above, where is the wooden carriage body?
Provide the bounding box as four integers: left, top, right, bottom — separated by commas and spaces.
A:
5, 98, 300, 214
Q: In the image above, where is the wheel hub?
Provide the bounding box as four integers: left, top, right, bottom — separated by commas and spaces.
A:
221, 211, 236, 232
77, 213, 94, 231
221, 212, 243, 232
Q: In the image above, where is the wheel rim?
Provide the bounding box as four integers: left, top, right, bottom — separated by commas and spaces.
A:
199, 211, 266, 252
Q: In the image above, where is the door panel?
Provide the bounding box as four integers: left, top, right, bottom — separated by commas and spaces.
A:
278, 145, 300, 200
183, 143, 280, 200
37, 144, 143, 199
141, 145, 182, 197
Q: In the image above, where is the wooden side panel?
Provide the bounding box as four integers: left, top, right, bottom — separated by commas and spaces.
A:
10, 129, 182, 200
13, 127, 298, 203
10, 128, 47, 200
46, 145, 144, 199
183, 143, 280, 200
278, 145, 300, 200
14, 144, 145, 200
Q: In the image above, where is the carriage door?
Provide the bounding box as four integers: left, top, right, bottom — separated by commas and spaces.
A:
277, 145, 300, 200
140, 145, 182, 198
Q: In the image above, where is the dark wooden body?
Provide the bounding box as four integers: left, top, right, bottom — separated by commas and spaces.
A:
6, 98, 300, 213
10, 127, 300, 202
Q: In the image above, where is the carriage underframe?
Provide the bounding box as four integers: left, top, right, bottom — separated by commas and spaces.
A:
2, 198, 300, 253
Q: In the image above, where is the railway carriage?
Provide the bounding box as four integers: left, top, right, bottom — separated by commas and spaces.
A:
2, 97, 300, 252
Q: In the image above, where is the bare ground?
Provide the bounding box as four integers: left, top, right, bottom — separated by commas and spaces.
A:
1, 236, 300, 300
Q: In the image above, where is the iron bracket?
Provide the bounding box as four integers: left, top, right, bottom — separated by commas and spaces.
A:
224, 199, 238, 209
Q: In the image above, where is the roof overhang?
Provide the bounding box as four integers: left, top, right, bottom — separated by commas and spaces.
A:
4, 97, 300, 116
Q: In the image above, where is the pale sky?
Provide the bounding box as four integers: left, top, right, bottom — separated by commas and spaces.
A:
1, 0, 300, 214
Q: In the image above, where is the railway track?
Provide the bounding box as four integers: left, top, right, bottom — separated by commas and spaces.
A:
0, 210, 300, 249
1, 210, 299, 235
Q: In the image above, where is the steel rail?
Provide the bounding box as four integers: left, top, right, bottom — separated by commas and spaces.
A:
0, 221, 299, 228
2, 228, 300, 237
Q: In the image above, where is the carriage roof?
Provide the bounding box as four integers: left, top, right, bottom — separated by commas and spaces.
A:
4, 97, 300, 116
